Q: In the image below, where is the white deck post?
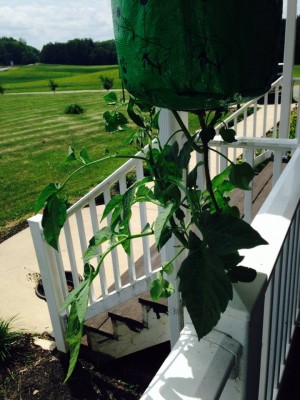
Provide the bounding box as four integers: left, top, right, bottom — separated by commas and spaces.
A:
28, 215, 68, 352
158, 109, 187, 348
279, 0, 297, 138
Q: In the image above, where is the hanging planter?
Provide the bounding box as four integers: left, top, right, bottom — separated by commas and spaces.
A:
111, 0, 283, 110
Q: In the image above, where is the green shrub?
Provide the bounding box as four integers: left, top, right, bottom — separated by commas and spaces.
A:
0, 84, 6, 95
0, 316, 22, 364
99, 75, 114, 91
64, 104, 85, 114
48, 79, 58, 93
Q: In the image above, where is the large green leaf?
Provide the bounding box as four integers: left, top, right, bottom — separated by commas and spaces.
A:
127, 96, 145, 128
64, 283, 90, 381
35, 183, 59, 214
41, 194, 67, 250
150, 271, 175, 301
219, 128, 237, 143
198, 211, 268, 255
211, 166, 231, 189
101, 195, 122, 221
154, 203, 174, 249
178, 247, 233, 339
229, 162, 255, 190
79, 148, 91, 164
187, 161, 204, 189
178, 139, 193, 169
103, 111, 128, 132
103, 91, 118, 103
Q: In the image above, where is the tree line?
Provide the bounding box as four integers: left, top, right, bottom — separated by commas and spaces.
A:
0, 18, 300, 66
0, 37, 117, 66
40, 39, 117, 65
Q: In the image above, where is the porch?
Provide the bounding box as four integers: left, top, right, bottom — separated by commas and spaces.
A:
28, 2, 300, 399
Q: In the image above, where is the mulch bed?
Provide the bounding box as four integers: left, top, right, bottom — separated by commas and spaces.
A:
0, 333, 170, 400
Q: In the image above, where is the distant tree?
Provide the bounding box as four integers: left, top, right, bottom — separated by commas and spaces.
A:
0, 37, 40, 65
100, 75, 114, 91
48, 79, 58, 94
0, 84, 5, 95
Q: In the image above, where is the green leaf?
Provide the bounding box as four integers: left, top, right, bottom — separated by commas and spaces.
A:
229, 162, 255, 190
150, 271, 174, 301
103, 91, 118, 103
219, 128, 237, 143
35, 183, 59, 214
212, 166, 231, 189
135, 185, 155, 202
41, 194, 67, 250
83, 227, 113, 262
127, 96, 145, 128
60, 280, 89, 311
103, 111, 128, 132
122, 187, 134, 224
228, 266, 257, 283
162, 262, 174, 275
89, 226, 113, 247
178, 247, 233, 339
165, 141, 179, 163
154, 203, 174, 248
101, 195, 122, 221
64, 282, 90, 381
219, 252, 244, 269
152, 110, 160, 130
198, 211, 268, 255
79, 148, 91, 164
187, 161, 204, 188
157, 226, 172, 251
66, 146, 77, 162
178, 139, 193, 169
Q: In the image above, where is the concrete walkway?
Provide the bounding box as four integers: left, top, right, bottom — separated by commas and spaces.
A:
0, 102, 283, 335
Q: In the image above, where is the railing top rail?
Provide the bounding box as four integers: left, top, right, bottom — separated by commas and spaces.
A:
210, 136, 297, 150
66, 146, 149, 217
236, 147, 300, 305
214, 76, 283, 131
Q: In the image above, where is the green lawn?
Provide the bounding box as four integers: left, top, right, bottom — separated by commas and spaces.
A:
0, 63, 299, 241
0, 91, 134, 240
0, 64, 122, 93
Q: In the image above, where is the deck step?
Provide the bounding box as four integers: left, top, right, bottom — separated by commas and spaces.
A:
84, 291, 169, 361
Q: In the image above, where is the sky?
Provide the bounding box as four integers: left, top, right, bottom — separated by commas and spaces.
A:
0, 0, 114, 50
0, 0, 299, 51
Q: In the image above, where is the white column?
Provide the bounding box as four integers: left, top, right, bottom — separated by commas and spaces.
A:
158, 109, 188, 347
279, 0, 298, 138
28, 215, 68, 352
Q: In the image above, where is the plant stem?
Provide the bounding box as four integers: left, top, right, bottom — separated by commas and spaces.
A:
172, 110, 203, 153
208, 146, 234, 166
93, 230, 154, 277
61, 153, 147, 190
202, 141, 220, 212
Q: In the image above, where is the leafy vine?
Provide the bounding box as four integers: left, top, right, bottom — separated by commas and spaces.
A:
35, 92, 267, 379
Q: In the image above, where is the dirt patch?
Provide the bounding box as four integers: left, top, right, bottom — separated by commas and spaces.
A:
0, 333, 170, 400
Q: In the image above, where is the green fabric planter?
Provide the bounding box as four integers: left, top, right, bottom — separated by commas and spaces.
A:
111, 0, 283, 110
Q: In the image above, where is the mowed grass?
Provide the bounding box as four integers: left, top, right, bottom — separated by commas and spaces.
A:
0, 91, 135, 240
0, 64, 122, 93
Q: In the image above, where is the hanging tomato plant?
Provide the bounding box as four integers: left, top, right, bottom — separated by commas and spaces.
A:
111, 0, 283, 110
